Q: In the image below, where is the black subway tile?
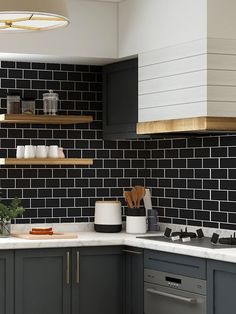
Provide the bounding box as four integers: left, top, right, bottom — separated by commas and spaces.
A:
220, 135, 236, 146
203, 137, 219, 147
24, 70, 38, 79
220, 202, 236, 213
195, 190, 210, 200
165, 208, 179, 218
220, 223, 236, 231
1, 61, 15, 68
211, 190, 227, 201
180, 209, 193, 219
195, 148, 210, 157
211, 169, 227, 179
187, 220, 202, 227
211, 211, 227, 222
32, 63, 46, 70
16, 62, 30, 69
1, 79, 15, 88
203, 221, 219, 228
195, 210, 210, 221
211, 147, 227, 157
187, 137, 202, 147
221, 180, 236, 190
203, 180, 219, 190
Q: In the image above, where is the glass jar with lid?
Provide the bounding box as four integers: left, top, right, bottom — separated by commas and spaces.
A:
21, 98, 35, 115
43, 90, 59, 115
7, 92, 21, 114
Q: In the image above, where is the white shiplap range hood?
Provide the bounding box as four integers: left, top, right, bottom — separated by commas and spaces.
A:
137, 37, 236, 134
135, 0, 236, 135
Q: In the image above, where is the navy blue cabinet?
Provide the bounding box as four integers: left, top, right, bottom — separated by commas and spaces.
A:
207, 259, 236, 314
0, 251, 14, 314
103, 58, 138, 140
123, 247, 144, 314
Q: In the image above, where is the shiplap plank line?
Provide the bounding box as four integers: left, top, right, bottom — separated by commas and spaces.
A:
139, 86, 207, 108
208, 54, 236, 70
139, 70, 206, 95
138, 102, 207, 122
139, 38, 207, 67
139, 55, 207, 81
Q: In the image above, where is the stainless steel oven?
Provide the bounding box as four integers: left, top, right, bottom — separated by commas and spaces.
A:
144, 269, 206, 314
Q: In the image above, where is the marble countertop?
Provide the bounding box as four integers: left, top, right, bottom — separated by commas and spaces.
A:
2, 229, 236, 264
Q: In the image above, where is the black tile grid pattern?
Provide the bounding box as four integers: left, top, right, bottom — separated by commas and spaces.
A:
0, 61, 147, 224
1, 61, 236, 230
146, 136, 236, 231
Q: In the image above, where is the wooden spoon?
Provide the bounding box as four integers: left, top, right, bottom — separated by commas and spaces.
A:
135, 186, 146, 208
123, 191, 134, 208
131, 187, 138, 208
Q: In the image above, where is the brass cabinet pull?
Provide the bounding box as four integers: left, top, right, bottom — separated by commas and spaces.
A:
66, 251, 70, 284
76, 251, 80, 284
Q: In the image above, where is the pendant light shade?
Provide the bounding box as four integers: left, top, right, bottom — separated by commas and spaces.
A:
0, 0, 69, 32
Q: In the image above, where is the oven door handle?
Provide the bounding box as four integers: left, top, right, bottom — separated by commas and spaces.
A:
146, 288, 197, 304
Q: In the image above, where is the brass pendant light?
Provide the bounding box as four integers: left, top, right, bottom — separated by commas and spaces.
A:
0, 0, 69, 32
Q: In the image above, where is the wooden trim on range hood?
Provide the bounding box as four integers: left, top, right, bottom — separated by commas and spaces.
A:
136, 117, 236, 135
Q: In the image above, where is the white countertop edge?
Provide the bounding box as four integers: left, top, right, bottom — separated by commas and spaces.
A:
1, 231, 236, 264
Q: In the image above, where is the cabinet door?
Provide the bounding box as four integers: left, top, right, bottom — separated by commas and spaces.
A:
15, 248, 71, 314
207, 260, 236, 314
0, 251, 14, 314
123, 247, 144, 314
72, 246, 123, 314
103, 58, 138, 140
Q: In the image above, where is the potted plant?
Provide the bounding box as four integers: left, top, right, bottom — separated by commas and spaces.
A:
0, 198, 25, 236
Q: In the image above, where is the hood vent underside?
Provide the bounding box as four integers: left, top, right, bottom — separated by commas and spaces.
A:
136, 117, 236, 135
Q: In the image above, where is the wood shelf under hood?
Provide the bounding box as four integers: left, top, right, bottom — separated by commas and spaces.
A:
0, 114, 93, 125
136, 117, 236, 135
0, 158, 93, 166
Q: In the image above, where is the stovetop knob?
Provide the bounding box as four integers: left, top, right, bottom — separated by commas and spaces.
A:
196, 229, 204, 238
164, 227, 172, 238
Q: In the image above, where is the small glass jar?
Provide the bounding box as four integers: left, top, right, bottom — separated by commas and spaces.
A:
43, 90, 59, 115
7, 93, 21, 114
22, 98, 35, 115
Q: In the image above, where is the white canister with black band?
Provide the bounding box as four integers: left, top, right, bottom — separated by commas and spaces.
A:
126, 208, 147, 234
94, 201, 122, 233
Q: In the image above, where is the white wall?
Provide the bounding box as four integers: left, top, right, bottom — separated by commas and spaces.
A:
0, 0, 118, 64
118, 0, 207, 58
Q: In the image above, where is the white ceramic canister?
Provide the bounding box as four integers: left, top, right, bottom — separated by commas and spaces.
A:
94, 201, 122, 233
126, 217, 147, 234
16, 146, 25, 159
35, 145, 48, 158
47, 145, 59, 158
126, 208, 147, 234
24, 145, 36, 158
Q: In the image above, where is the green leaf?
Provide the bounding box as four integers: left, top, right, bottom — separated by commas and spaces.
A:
0, 198, 25, 221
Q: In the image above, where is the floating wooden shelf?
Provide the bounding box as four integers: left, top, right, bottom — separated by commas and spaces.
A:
0, 158, 93, 166
0, 114, 93, 125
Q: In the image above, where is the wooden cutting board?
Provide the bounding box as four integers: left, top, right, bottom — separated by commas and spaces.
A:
11, 232, 78, 240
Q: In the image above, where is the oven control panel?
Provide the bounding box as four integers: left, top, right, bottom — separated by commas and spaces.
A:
144, 269, 206, 295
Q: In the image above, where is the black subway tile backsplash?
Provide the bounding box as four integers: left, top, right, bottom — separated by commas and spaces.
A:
146, 135, 236, 230
1, 61, 236, 230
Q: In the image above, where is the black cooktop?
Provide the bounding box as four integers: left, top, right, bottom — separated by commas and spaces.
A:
137, 235, 231, 249
137, 227, 236, 249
